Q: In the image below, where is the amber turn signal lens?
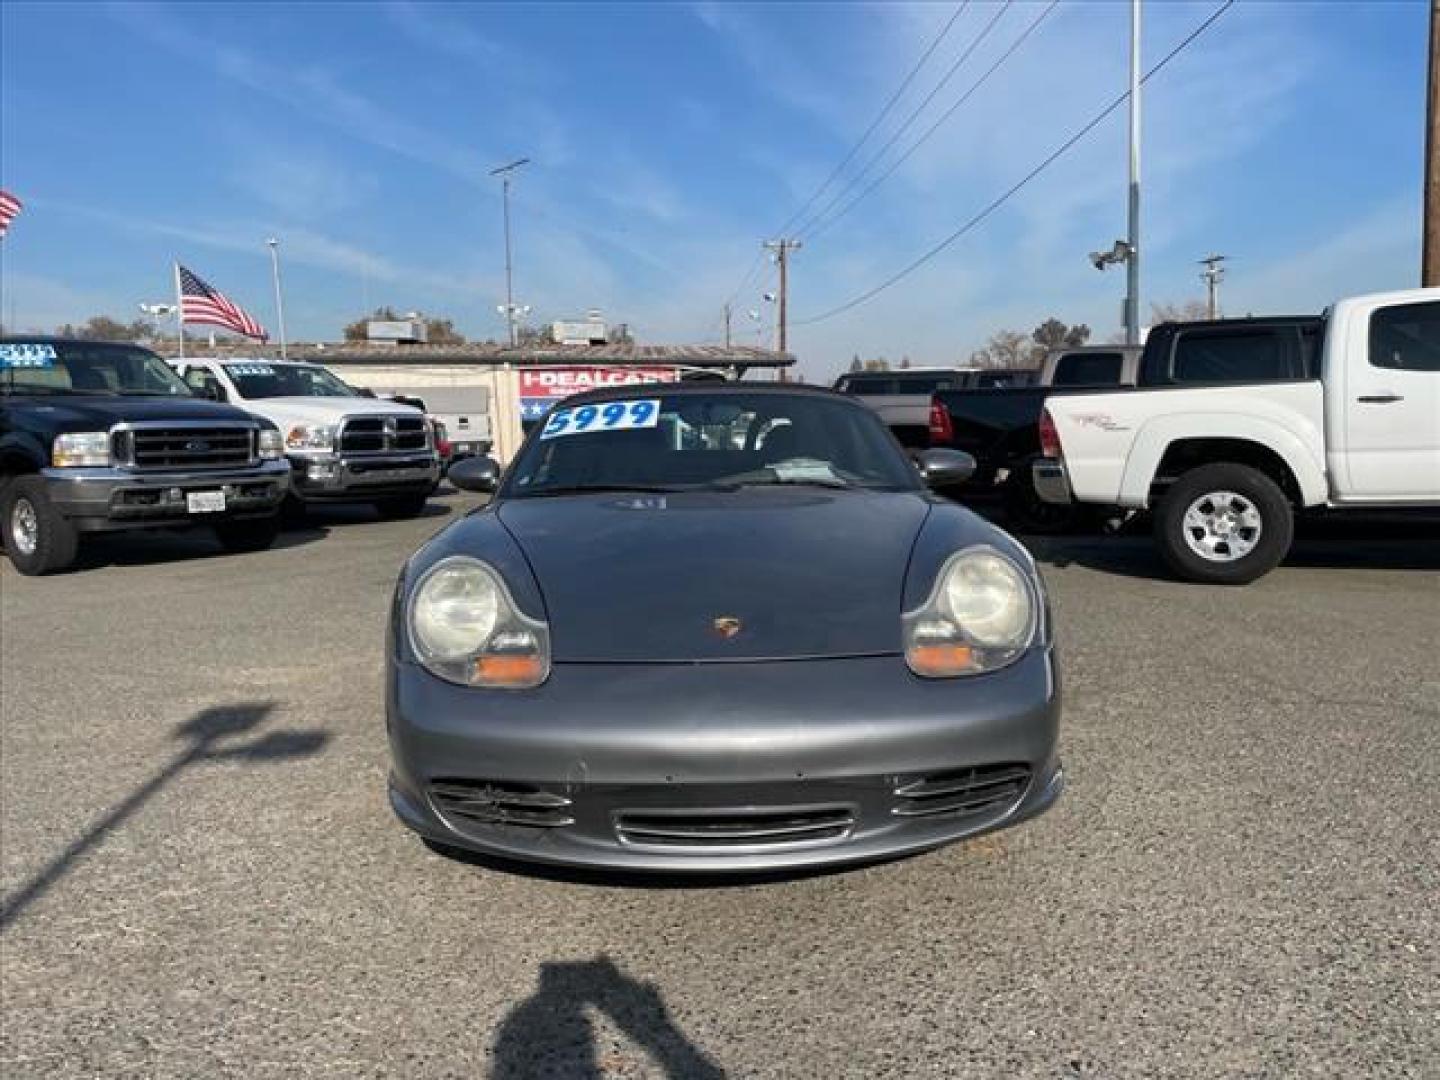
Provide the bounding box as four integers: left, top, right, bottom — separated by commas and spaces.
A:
907, 644, 977, 677
474, 654, 544, 686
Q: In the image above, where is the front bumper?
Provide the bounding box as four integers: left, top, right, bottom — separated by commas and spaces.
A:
1032, 458, 1073, 505
387, 650, 1062, 873
290, 452, 440, 502
41, 459, 290, 532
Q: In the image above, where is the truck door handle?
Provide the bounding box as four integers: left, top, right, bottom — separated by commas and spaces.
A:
1357, 394, 1404, 404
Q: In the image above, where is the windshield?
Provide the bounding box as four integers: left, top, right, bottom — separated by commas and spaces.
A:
224, 362, 357, 399
504, 391, 919, 496
0, 341, 192, 397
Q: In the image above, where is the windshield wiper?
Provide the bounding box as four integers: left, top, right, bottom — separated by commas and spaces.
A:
517, 483, 683, 498
707, 476, 853, 490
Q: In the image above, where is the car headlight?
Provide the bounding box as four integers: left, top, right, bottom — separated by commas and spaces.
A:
286, 424, 335, 451
52, 431, 111, 468
257, 429, 284, 460
407, 556, 550, 688
903, 547, 1039, 678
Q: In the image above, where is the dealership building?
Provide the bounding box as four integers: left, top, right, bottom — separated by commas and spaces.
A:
159, 339, 794, 463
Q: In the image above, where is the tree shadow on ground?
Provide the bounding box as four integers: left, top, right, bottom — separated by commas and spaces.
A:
490, 956, 725, 1079
0, 702, 328, 931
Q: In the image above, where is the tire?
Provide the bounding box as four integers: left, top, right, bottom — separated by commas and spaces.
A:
213, 515, 281, 554
1005, 456, 1083, 535
1, 475, 80, 576
1154, 463, 1293, 585
374, 494, 430, 520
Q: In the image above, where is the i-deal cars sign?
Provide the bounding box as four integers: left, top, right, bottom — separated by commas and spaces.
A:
518, 366, 679, 421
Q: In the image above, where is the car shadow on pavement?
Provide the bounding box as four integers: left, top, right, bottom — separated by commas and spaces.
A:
422, 838, 908, 890
67, 523, 330, 572
1020, 512, 1440, 581
489, 956, 725, 1079
0, 702, 328, 932
285, 502, 452, 530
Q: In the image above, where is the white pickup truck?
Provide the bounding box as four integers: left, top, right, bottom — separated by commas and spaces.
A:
1034, 288, 1440, 583
169, 358, 440, 519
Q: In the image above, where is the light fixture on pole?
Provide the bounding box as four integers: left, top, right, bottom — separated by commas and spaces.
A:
490, 157, 530, 347
266, 238, 288, 361
1199, 253, 1227, 319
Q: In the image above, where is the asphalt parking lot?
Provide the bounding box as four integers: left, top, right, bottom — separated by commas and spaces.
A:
2, 493, 1437, 1078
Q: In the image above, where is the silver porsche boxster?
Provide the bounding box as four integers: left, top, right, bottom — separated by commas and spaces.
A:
386, 383, 1062, 872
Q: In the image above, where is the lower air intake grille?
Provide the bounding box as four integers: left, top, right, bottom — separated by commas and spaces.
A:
616, 806, 854, 849
429, 779, 573, 828
892, 763, 1031, 820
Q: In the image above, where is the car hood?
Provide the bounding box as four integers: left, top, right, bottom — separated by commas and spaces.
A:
241, 397, 423, 426
496, 489, 931, 662
8, 394, 260, 429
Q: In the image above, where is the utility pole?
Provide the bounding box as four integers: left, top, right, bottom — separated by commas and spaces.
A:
723, 303, 732, 348
490, 157, 529, 346
763, 238, 802, 354
1125, 0, 1142, 344
1199, 254, 1227, 319
266, 238, 288, 360
1425, 0, 1439, 286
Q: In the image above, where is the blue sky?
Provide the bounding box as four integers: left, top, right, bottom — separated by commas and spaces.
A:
0, 1, 1427, 379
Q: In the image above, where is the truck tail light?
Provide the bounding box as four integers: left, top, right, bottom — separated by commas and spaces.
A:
1038, 408, 1062, 459
928, 399, 953, 445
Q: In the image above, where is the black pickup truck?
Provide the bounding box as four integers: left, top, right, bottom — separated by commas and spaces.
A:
926, 345, 1142, 530
1, 338, 291, 575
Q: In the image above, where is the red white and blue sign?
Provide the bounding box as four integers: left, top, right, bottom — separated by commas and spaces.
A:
519, 366, 678, 422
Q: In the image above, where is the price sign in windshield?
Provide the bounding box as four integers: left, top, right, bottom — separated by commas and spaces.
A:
540, 399, 660, 440
0, 343, 57, 369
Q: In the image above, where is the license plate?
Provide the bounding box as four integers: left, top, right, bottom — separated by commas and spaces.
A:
187, 490, 226, 514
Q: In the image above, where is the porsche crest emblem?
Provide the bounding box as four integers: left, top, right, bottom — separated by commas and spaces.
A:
711, 616, 743, 640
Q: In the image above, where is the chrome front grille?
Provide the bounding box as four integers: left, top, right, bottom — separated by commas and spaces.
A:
615, 806, 856, 849
113, 424, 256, 470
892, 763, 1031, 820
338, 415, 428, 455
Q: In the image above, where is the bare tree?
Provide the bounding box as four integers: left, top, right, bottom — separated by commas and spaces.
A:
1150, 300, 1209, 325
55, 315, 155, 342
971, 329, 1031, 369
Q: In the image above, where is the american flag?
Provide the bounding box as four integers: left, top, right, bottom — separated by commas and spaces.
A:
177, 264, 268, 341
0, 189, 21, 237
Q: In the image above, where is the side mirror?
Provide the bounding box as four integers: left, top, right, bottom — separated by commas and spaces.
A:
914, 448, 976, 488
448, 454, 501, 494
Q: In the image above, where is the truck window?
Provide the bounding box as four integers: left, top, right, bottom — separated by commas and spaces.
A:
1369, 301, 1440, 372
1051, 352, 1123, 386
182, 366, 226, 400
1169, 329, 1295, 384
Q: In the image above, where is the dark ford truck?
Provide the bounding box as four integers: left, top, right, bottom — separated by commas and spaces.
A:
1, 338, 290, 575
926, 345, 1141, 530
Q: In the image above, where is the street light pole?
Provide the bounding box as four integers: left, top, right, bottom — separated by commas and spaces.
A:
1125, 0, 1142, 345
490, 157, 529, 347
266, 238, 287, 360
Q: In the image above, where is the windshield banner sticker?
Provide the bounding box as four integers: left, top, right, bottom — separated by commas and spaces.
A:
0, 343, 57, 369
540, 399, 661, 440
228, 364, 275, 377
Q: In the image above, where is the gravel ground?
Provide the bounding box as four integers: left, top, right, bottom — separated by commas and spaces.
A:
2, 493, 1436, 1078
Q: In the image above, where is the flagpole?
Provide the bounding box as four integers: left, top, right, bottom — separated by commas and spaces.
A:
173, 262, 185, 361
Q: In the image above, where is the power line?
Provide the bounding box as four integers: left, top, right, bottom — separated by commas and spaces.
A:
804, 0, 1061, 244
773, 2, 971, 239
792, 1, 1014, 240
708, 2, 969, 336
793, 0, 1236, 328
